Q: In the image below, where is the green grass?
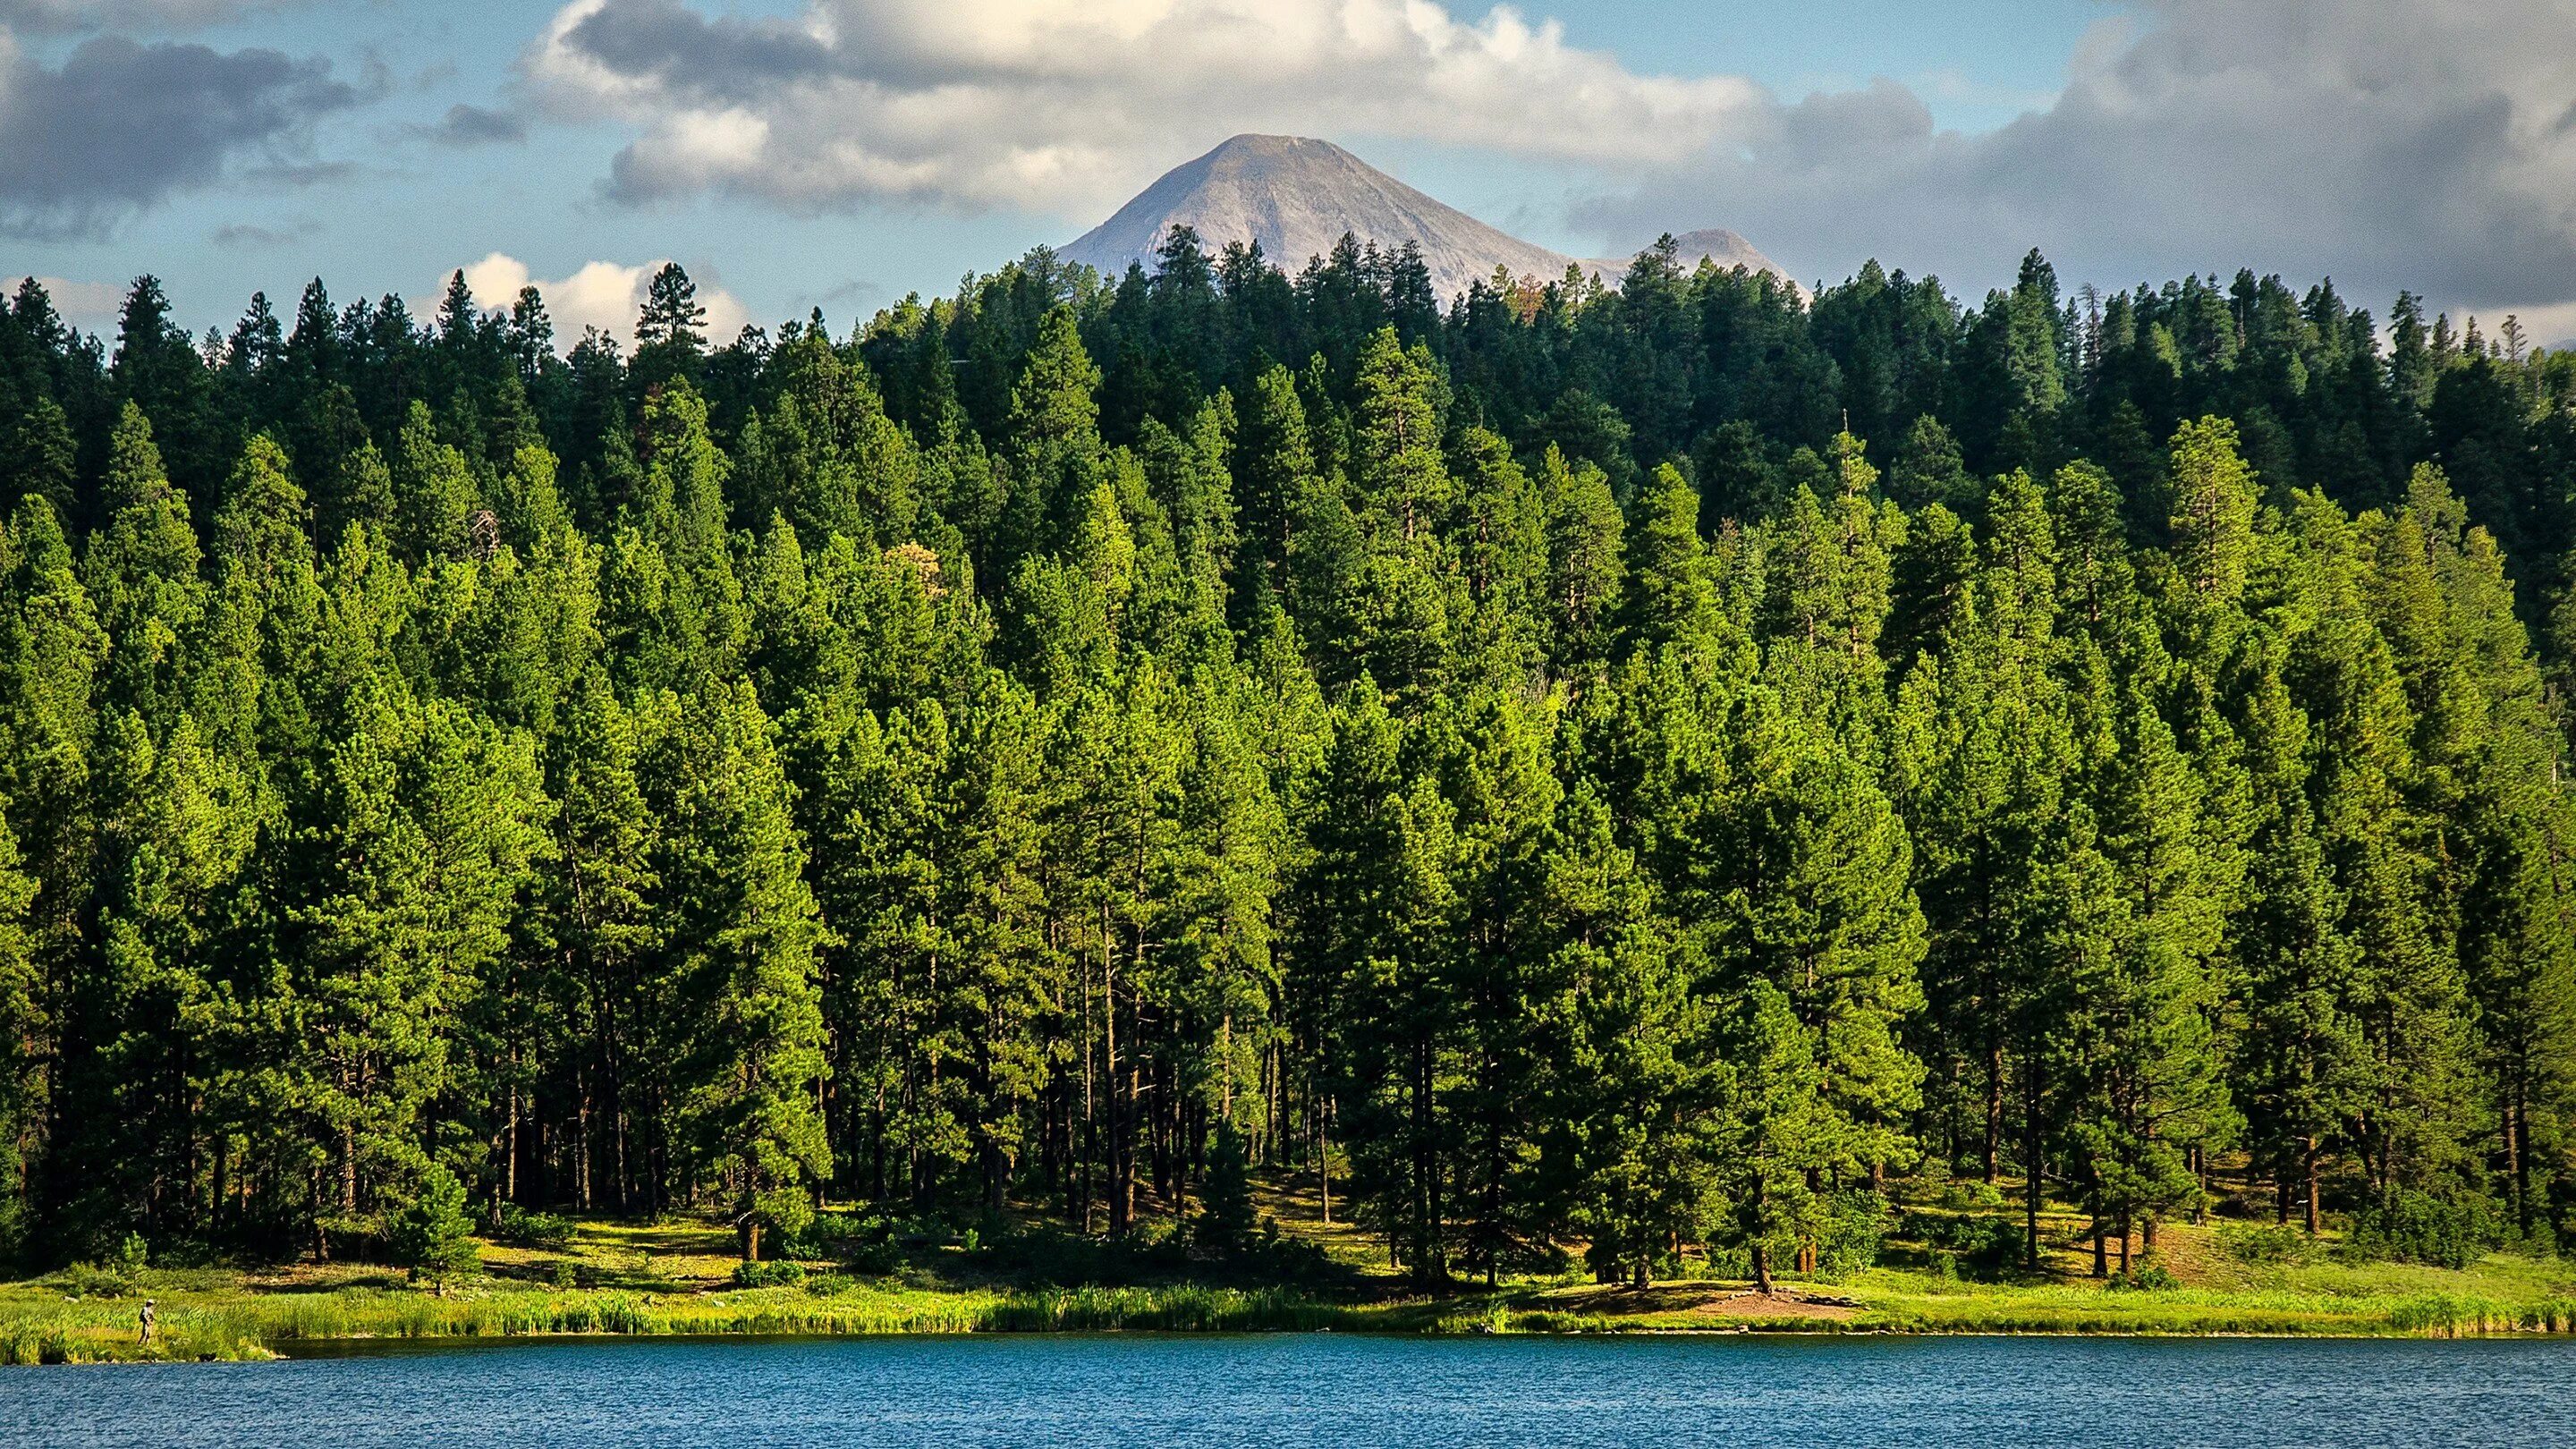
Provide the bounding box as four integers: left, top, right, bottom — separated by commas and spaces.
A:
8, 1205, 2575, 1363
0, 1276, 1406, 1364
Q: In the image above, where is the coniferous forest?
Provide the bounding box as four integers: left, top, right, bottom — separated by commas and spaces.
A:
4, 231, 2576, 1291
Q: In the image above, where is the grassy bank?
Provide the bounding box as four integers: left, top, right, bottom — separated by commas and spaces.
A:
10, 1199, 2576, 1363
10, 1266, 2572, 1365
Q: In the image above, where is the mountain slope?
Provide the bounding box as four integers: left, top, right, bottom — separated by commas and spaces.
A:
1062, 134, 1573, 300
1063, 133, 1793, 300
1584, 228, 1792, 287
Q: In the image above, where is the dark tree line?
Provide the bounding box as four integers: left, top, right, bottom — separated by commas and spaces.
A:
1, 228, 2572, 1284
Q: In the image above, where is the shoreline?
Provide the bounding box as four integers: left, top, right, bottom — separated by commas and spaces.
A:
10, 1278, 2572, 1365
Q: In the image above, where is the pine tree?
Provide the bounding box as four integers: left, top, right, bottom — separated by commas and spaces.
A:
647, 682, 829, 1258
1540, 783, 1714, 1288
389, 1163, 479, 1289
84, 403, 207, 727
0, 807, 39, 1255
1004, 307, 1105, 560
541, 671, 661, 1212
2167, 417, 2258, 604
1713, 981, 1837, 1292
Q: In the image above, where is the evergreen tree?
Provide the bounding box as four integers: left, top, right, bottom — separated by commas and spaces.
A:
646, 682, 828, 1258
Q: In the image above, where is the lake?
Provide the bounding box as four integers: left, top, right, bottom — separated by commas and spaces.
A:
4, 1334, 2573, 1447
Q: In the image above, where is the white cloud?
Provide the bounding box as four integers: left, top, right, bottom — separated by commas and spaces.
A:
454, 250, 751, 352
0, 1, 294, 30
5, 274, 125, 329
524, 0, 1767, 217
1585, 0, 2576, 318
515, 0, 2576, 325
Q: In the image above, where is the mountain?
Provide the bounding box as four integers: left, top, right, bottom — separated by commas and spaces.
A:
1062, 134, 1574, 300
1584, 228, 1792, 288
1065, 134, 1793, 302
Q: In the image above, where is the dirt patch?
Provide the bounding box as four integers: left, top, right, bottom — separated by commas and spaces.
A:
1555, 1283, 1861, 1321
1690, 1290, 1860, 1321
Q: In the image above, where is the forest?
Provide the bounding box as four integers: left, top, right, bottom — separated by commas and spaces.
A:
2, 230, 2574, 1292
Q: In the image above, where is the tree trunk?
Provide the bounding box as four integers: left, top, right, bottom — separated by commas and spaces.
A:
2510, 1085, 2532, 1239
2023, 1063, 2044, 1271
2303, 1136, 2321, 1236
1985, 1046, 2004, 1183
1318, 1097, 1332, 1227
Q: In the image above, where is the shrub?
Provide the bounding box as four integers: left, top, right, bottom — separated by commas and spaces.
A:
731, 1258, 805, 1289
779, 1210, 874, 1260
388, 1166, 480, 1288
843, 1239, 903, 1275
1195, 1123, 1256, 1254
493, 1205, 576, 1250
54, 1261, 131, 1299
2218, 1222, 2316, 1266
1813, 1191, 1890, 1279
744, 1187, 814, 1261
1939, 1180, 2006, 1212
2106, 1259, 2180, 1292
1906, 1209, 2024, 1278
2350, 1190, 2500, 1269
803, 1272, 855, 1297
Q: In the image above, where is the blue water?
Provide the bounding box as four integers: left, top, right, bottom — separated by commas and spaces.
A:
4, 1334, 2573, 1447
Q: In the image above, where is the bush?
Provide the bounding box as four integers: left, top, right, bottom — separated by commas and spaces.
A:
1939, 1180, 2006, 1212
744, 1186, 814, 1260
2350, 1190, 2500, 1269
1195, 1123, 1256, 1254
1813, 1191, 1890, 1279
53, 1261, 131, 1299
389, 1166, 480, 1288
2107, 1260, 2180, 1292
778, 1210, 873, 1260
2218, 1221, 2316, 1266
803, 1271, 856, 1297
1906, 1209, 2024, 1278
843, 1238, 904, 1275
493, 1205, 576, 1249
731, 1258, 806, 1289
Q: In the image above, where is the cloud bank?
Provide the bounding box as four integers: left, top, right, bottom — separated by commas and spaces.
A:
0, 30, 360, 238
5, 274, 125, 329
1588, 0, 2576, 313
457, 251, 751, 351
525, 0, 1765, 216
524, 0, 2576, 319
0, 1, 292, 31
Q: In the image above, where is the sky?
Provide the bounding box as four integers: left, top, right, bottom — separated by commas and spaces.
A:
5, 0, 2576, 349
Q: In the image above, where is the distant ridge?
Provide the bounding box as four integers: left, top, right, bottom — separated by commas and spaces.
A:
1062, 134, 1790, 301
1584, 228, 1789, 287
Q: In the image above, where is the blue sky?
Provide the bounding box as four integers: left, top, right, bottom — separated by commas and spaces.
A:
7, 1, 2573, 346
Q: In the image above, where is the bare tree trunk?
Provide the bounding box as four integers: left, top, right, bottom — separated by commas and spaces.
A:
1318, 1092, 1332, 1227
1984, 1046, 2004, 1184
2303, 1136, 2321, 1236
2023, 1062, 2044, 1270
